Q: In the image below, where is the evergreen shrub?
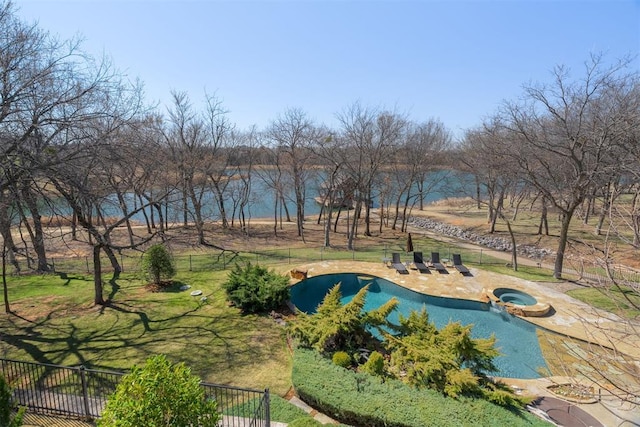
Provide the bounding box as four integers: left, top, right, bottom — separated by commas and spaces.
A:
0, 376, 24, 427
361, 351, 385, 376
222, 262, 290, 313
332, 351, 352, 368
292, 348, 549, 427
99, 355, 219, 427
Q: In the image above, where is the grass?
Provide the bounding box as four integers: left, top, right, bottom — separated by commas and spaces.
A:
0, 270, 292, 396
566, 286, 640, 320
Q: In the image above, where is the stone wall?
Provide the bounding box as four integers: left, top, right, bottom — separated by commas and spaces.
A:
407, 217, 555, 261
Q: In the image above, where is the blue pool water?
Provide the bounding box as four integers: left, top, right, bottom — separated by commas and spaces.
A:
290, 273, 548, 379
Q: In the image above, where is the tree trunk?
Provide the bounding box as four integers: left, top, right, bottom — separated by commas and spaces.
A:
103, 245, 122, 274
391, 193, 402, 230
538, 197, 549, 235
116, 191, 136, 246
333, 208, 342, 233
273, 194, 278, 237
3, 242, 10, 313
19, 184, 49, 271
363, 190, 372, 237
138, 194, 153, 233
583, 196, 592, 225
554, 209, 575, 279
0, 199, 20, 273
505, 218, 518, 271
212, 183, 229, 228
93, 245, 105, 305
633, 192, 640, 247
347, 201, 360, 250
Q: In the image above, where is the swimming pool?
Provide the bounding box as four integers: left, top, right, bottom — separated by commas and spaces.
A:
290, 273, 548, 379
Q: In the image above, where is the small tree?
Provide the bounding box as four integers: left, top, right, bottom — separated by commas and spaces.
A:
99, 355, 219, 427
223, 262, 290, 313
141, 244, 176, 285
0, 376, 25, 427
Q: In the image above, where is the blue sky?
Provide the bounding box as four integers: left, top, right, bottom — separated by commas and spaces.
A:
16, 0, 640, 139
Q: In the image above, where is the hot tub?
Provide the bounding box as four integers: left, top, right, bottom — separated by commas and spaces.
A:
483, 287, 552, 317
493, 288, 537, 306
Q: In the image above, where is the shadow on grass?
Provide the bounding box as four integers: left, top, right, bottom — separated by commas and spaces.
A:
56, 272, 88, 287
0, 276, 284, 391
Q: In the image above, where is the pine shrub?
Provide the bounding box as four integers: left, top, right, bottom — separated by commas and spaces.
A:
332, 351, 352, 368
223, 262, 290, 313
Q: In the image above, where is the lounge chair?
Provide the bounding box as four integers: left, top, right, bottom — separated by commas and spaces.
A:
413, 252, 430, 273
391, 253, 409, 274
452, 254, 470, 274
430, 252, 447, 273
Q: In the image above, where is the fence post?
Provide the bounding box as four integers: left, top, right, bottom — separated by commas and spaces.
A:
264, 388, 270, 427
479, 249, 482, 265
79, 366, 92, 419
189, 255, 192, 272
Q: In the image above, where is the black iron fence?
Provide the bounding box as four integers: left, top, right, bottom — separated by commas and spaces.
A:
45, 242, 639, 289
47, 244, 515, 274
0, 358, 270, 426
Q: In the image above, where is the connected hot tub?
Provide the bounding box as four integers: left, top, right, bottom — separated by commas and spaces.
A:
483, 287, 552, 317
494, 288, 537, 306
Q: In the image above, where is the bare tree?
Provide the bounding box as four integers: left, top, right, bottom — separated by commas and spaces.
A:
309, 129, 346, 247
461, 121, 524, 270
337, 103, 404, 248
203, 93, 236, 229
390, 119, 451, 232
266, 108, 319, 240
499, 54, 637, 278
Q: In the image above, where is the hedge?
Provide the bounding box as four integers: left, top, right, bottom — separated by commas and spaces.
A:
292, 349, 550, 427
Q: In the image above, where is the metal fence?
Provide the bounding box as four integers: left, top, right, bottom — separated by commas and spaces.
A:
47, 244, 513, 274
46, 242, 639, 289
0, 358, 270, 426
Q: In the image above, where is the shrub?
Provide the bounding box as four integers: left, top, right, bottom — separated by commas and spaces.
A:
384, 308, 502, 398
99, 355, 219, 427
292, 348, 547, 427
288, 284, 397, 353
332, 351, 352, 368
0, 376, 24, 427
361, 351, 385, 376
222, 262, 289, 313
141, 244, 176, 285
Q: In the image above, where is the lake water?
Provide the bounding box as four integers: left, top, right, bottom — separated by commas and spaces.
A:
39, 170, 474, 223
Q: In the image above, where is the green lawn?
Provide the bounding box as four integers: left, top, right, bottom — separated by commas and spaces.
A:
0, 270, 292, 396
567, 285, 640, 320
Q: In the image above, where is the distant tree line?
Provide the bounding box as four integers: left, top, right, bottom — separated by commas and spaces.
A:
1, 0, 638, 304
